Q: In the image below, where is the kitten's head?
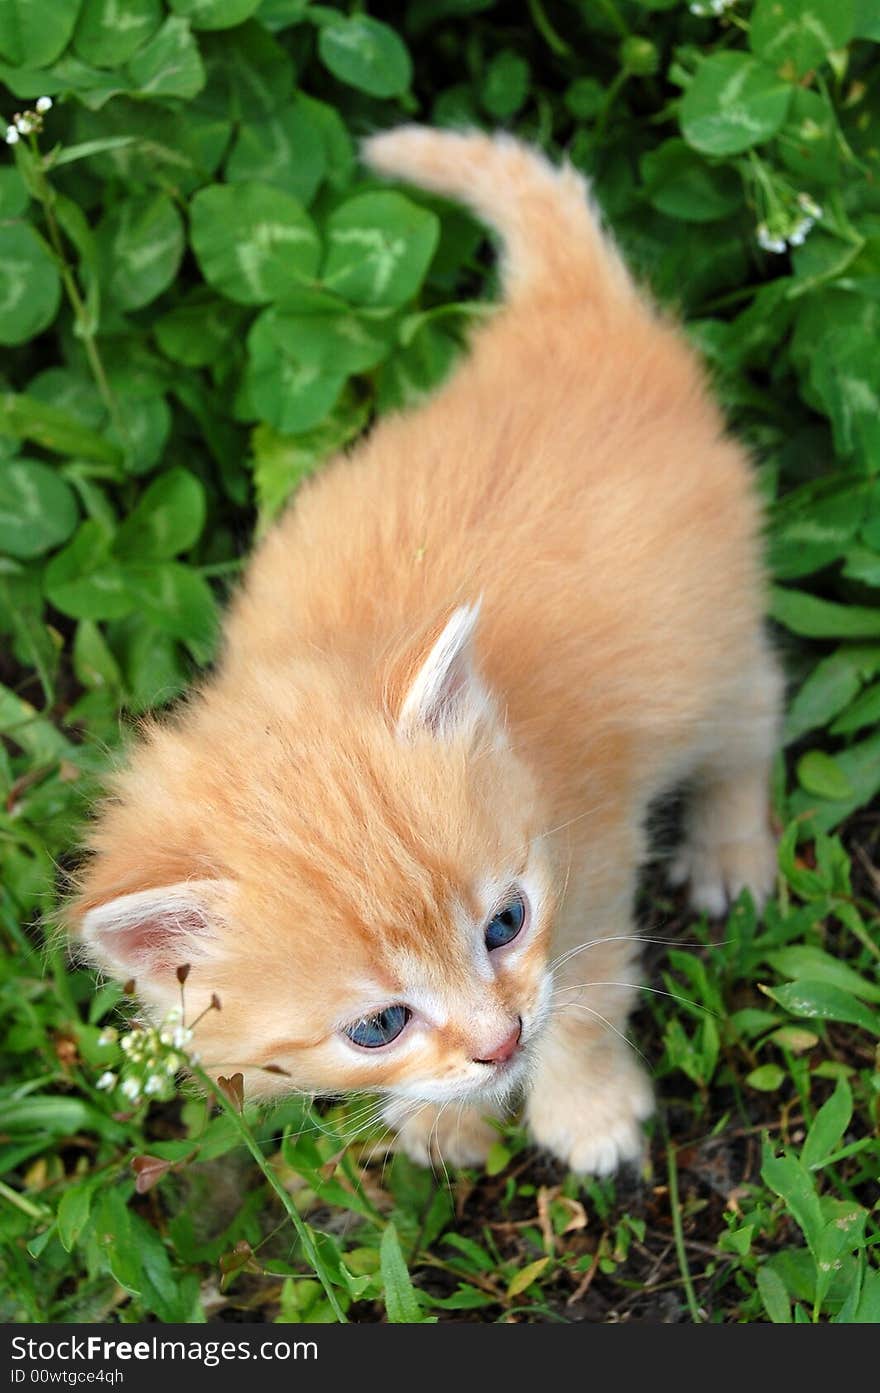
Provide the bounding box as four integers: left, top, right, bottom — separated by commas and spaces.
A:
71, 604, 557, 1111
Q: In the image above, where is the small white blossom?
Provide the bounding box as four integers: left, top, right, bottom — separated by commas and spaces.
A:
144, 1074, 165, 1096
5, 126, 19, 145
97, 1027, 118, 1046
120, 1076, 142, 1102
797, 191, 822, 219
172, 1026, 193, 1049
788, 217, 815, 247
35, 96, 52, 113
96, 1071, 117, 1091
756, 223, 787, 254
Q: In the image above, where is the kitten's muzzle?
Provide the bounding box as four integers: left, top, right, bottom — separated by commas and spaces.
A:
472, 1016, 522, 1067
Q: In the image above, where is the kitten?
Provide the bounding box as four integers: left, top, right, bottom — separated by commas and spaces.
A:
70, 128, 782, 1175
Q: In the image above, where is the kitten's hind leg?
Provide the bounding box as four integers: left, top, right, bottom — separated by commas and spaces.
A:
384, 1098, 502, 1168
669, 643, 783, 917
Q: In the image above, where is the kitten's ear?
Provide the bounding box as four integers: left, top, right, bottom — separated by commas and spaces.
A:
78, 879, 232, 991
397, 602, 492, 739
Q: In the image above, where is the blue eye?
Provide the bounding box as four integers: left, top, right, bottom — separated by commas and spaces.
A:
345, 1005, 411, 1049
485, 893, 526, 951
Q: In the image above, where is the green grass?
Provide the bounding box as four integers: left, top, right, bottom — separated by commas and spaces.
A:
1, 0, 879, 1324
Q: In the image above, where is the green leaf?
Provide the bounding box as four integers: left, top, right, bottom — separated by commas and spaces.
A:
380, 1222, 424, 1323
788, 728, 880, 834
831, 678, 880, 736
0, 0, 81, 67
746, 1064, 786, 1091
73, 0, 162, 67
680, 52, 792, 157
114, 468, 206, 559
318, 16, 412, 98
750, 0, 854, 78
190, 182, 320, 305
225, 97, 327, 205
0, 459, 78, 559
854, 0, 880, 38
807, 330, 880, 468
0, 167, 28, 219
0, 225, 61, 346
127, 16, 205, 100
765, 947, 880, 1004
802, 1076, 853, 1170
482, 49, 530, 119
169, 0, 262, 29
97, 192, 184, 311
323, 192, 440, 308
784, 646, 880, 745
796, 750, 854, 801
761, 1143, 824, 1253
769, 586, 880, 639
757, 1264, 792, 1323
154, 292, 244, 367
2, 1095, 94, 1136
762, 980, 880, 1036
198, 21, 293, 121
507, 1256, 551, 1298
57, 1180, 98, 1253
640, 139, 741, 223
73, 619, 123, 691
44, 521, 134, 621
250, 394, 370, 525
122, 562, 218, 658
245, 312, 347, 435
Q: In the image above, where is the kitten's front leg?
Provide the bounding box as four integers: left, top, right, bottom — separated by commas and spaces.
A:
525, 1016, 653, 1176
384, 1098, 501, 1168
525, 912, 653, 1175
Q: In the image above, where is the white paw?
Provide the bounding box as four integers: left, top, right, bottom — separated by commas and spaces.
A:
526, 1055, 653, 1177
669, 830, 777, 917
386, 1102, 500, 1168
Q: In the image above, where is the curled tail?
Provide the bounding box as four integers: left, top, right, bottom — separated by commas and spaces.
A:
361, 125, 637, 307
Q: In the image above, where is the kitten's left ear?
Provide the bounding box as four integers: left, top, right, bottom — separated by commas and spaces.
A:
397, 601, 493, 739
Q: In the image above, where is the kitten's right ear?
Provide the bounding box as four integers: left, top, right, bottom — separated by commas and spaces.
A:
77, 879, 232, 991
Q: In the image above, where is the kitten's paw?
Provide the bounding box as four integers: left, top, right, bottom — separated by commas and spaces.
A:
669, 830, 777, 918
526, 1056, 653, 1177
386, 1102, 499, 1168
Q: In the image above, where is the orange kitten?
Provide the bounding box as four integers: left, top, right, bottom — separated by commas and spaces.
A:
70, 128, 782, 1175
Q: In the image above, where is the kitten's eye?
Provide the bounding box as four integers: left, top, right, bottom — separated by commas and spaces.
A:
345, 1005, 411, 1049
485, 892, 526, 951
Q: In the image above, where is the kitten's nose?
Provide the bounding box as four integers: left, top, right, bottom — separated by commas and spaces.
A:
473, 1017, 522, 1066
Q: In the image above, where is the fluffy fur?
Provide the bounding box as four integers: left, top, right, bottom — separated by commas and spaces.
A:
69, 128, 783, 1175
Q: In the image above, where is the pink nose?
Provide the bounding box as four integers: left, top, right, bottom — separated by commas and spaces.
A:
473, 1017, 522, 1066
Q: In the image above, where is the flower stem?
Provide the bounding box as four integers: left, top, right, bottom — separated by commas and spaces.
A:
191, 1064, 347, 1322
25, 136, 127, 450
666, 1137, 703, 1323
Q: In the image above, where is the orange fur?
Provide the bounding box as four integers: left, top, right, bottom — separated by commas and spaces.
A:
69, 129, 782, 1175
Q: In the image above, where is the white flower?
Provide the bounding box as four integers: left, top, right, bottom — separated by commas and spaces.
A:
120, 1032, 135, 1052
120, 1077, 141, 1102
172, 1026, 192, 1049
97, 1027, 118, 1046
144, 1074, 165, 1096
35, 96, 52, 113
797, 191, 822, 219
96, 1071, 117, 1091
788, 217, 815, 247
5, 127, 19, 145
756, 223, 787, 254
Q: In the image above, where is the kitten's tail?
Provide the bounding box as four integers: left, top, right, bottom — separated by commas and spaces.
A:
361, 125, 637, 307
